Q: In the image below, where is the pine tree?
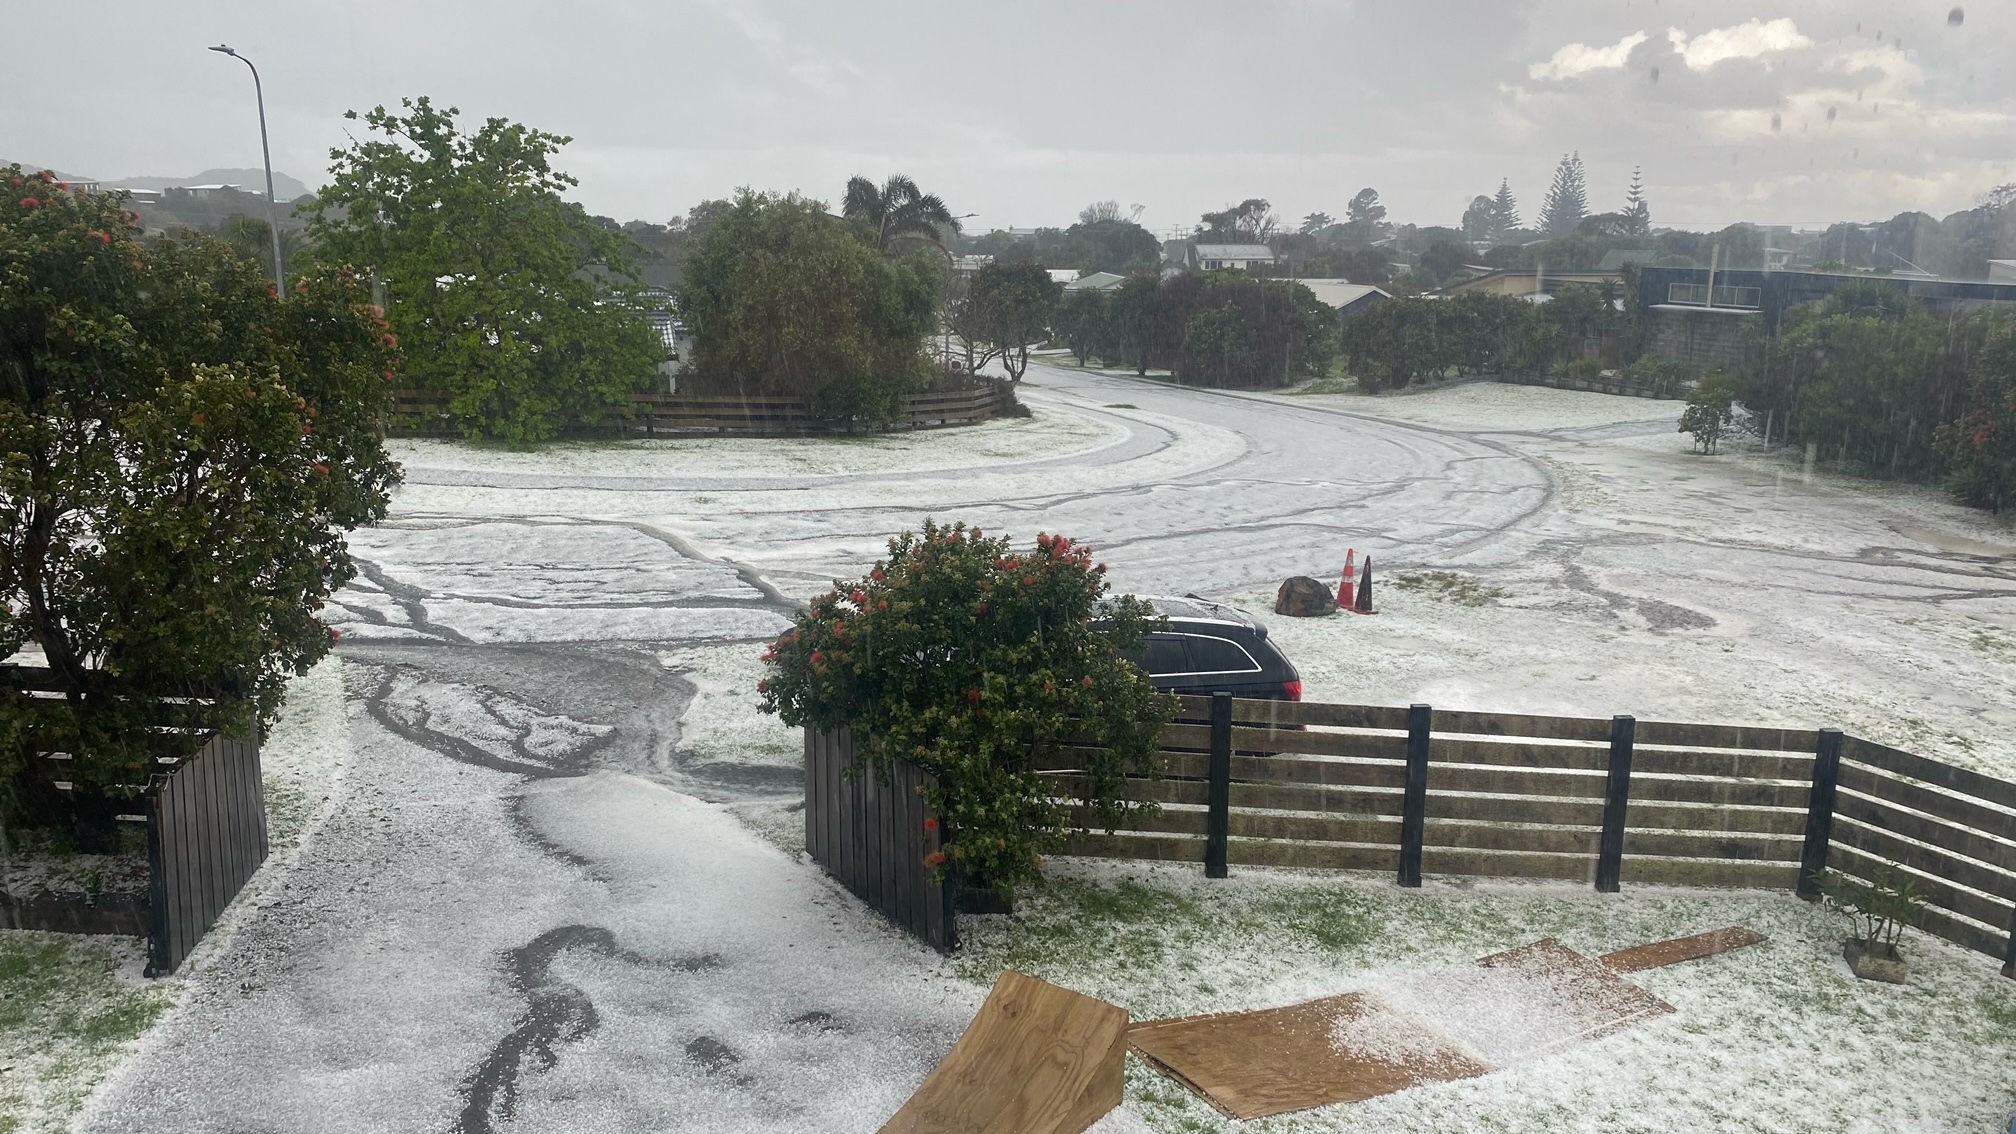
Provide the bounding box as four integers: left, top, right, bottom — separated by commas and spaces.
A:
1539, 153, 1589, 236
1491, 179, 1520, 235
1624, 166, 1651, 236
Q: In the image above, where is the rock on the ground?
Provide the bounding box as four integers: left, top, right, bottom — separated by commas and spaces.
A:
1275, 576, 1338, 617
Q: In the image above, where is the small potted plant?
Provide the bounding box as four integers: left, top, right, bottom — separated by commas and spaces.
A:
1816, 865, 1923, 984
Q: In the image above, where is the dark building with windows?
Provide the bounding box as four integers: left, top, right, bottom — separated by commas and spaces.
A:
1635, 266, 2016, 375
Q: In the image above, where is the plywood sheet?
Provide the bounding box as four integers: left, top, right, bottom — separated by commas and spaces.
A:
1128, 938, 1684, 1120
879, 969, 1128, 1134
1128, 992, 1493, 1119
1599, 926, 1767, 973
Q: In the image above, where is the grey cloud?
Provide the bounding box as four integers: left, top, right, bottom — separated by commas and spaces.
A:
4, 1, 2011, 231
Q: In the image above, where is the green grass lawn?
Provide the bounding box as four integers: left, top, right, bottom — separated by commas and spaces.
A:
0, 932, 174, 1134
953, 859, 2016, 1133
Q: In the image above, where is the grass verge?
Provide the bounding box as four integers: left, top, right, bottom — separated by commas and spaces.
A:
952, 859, 2016, 1133
0, 931, 174, 1133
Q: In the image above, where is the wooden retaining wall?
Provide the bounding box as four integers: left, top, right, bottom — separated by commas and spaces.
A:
1039, 695, 2016, 973
804, 729, 954, 950
390, 382, 1011, 438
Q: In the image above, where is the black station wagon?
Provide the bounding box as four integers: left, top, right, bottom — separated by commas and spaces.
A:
1122, 595, 1302, 702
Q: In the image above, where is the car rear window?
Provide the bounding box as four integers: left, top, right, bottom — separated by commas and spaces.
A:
1183, 635, 1261, 674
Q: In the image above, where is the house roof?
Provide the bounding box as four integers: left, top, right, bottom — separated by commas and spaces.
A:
1192, 243, 1276, 259
1292, 280, 1390, 309
1064, 271, 1127, 291
1047, 269, 1083, 285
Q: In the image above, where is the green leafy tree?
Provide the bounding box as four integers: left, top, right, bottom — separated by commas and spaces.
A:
1740, 293, 1966, 480
1461, 195, 1498, 243
842, 173, 962, 256
757, 520, 1172, 896
680, 191, 940, 422
1057, 218, 1161, 274
1936, 310, 2016, 511
0, 168, 399, 842
1107, 274, 1160, 375
1679, 369, 1739, 452
1342, 188, 1388, 245
968, 261, 1062, 383
1197, 198, 1276, 242
1053, 289, 1110, 366
308, 97, 661, 447
1173, 277, 1337, 387
1419, 240, 1471, 284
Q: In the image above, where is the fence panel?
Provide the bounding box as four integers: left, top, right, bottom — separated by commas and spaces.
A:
830, 696, 2016, 973
802, 730, 952, 951
1829, 740, 2016, 964
145, 733, 267, 975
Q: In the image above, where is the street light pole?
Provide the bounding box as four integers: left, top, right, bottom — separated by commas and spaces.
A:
208, 45, 285, 289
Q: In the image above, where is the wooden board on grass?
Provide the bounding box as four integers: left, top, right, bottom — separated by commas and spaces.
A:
1127, 935, 1747, 1120
878, 969, 1127, 1134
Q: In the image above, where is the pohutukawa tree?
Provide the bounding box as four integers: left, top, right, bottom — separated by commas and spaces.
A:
757, 520, 1171, 896
0, 167, 400, 843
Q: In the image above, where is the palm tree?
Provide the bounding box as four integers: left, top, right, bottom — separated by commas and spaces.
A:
843, 174, 962, 255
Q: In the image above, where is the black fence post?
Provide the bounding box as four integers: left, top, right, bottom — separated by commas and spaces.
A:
1595, 715, 1636, 893
1797, 729, 1844, 900
1205, 691, 1232, 879
2003, 906, 2015, 980
1398, 703, 1431, 888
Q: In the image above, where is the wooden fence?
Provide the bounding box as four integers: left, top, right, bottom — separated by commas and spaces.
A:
146, 732, 269, 974
389, 382, 1012, 438
1, 666, 267, 974
805, 729, 955, 950
1024, 695, 2016, 975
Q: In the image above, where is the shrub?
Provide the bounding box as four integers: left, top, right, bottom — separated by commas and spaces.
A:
1816, 865, 1923, 951
757, 520, 1172, 896
1566, 358, 1604, 382
1679, 369, 1739, 453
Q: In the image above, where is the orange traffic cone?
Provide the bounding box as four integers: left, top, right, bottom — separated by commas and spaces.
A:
1353, 555, 1376, 614
1337, 549, 1357, 610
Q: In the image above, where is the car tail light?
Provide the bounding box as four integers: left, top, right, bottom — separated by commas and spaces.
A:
1283, 679, 1302, 701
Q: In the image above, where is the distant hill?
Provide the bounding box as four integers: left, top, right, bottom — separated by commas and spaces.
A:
0, 159, 94, 183
109, 168, 313, 201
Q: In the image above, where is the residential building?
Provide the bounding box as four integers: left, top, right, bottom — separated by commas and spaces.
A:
1438, 267, 1619, 299
1635, 265, 2016, 375
1292, 279, 1390, 325
1186, 243, 1276, 272
1063, 271, 1126, 293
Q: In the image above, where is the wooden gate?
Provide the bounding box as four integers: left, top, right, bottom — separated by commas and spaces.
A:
804, 729, 954, 950
145, 734, 268, 975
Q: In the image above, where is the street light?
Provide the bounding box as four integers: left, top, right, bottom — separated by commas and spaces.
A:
208, 44, 285, 288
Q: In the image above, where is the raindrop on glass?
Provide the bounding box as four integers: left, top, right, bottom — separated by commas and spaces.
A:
1649, 65, 1660, 85
1771, 113, 1782, 132
1828, 107, 1838, 123
1948, 7, 1964, 27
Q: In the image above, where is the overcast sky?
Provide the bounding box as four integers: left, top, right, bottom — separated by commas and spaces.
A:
8, 1, 2012, 234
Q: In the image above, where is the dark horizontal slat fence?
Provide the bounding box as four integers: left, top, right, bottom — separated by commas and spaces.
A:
1042, 695, 2016, 975
804, 729, 953, 951
146, 732, 268, 975
2, 667, 268, 975
390, 382, 1011, 438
